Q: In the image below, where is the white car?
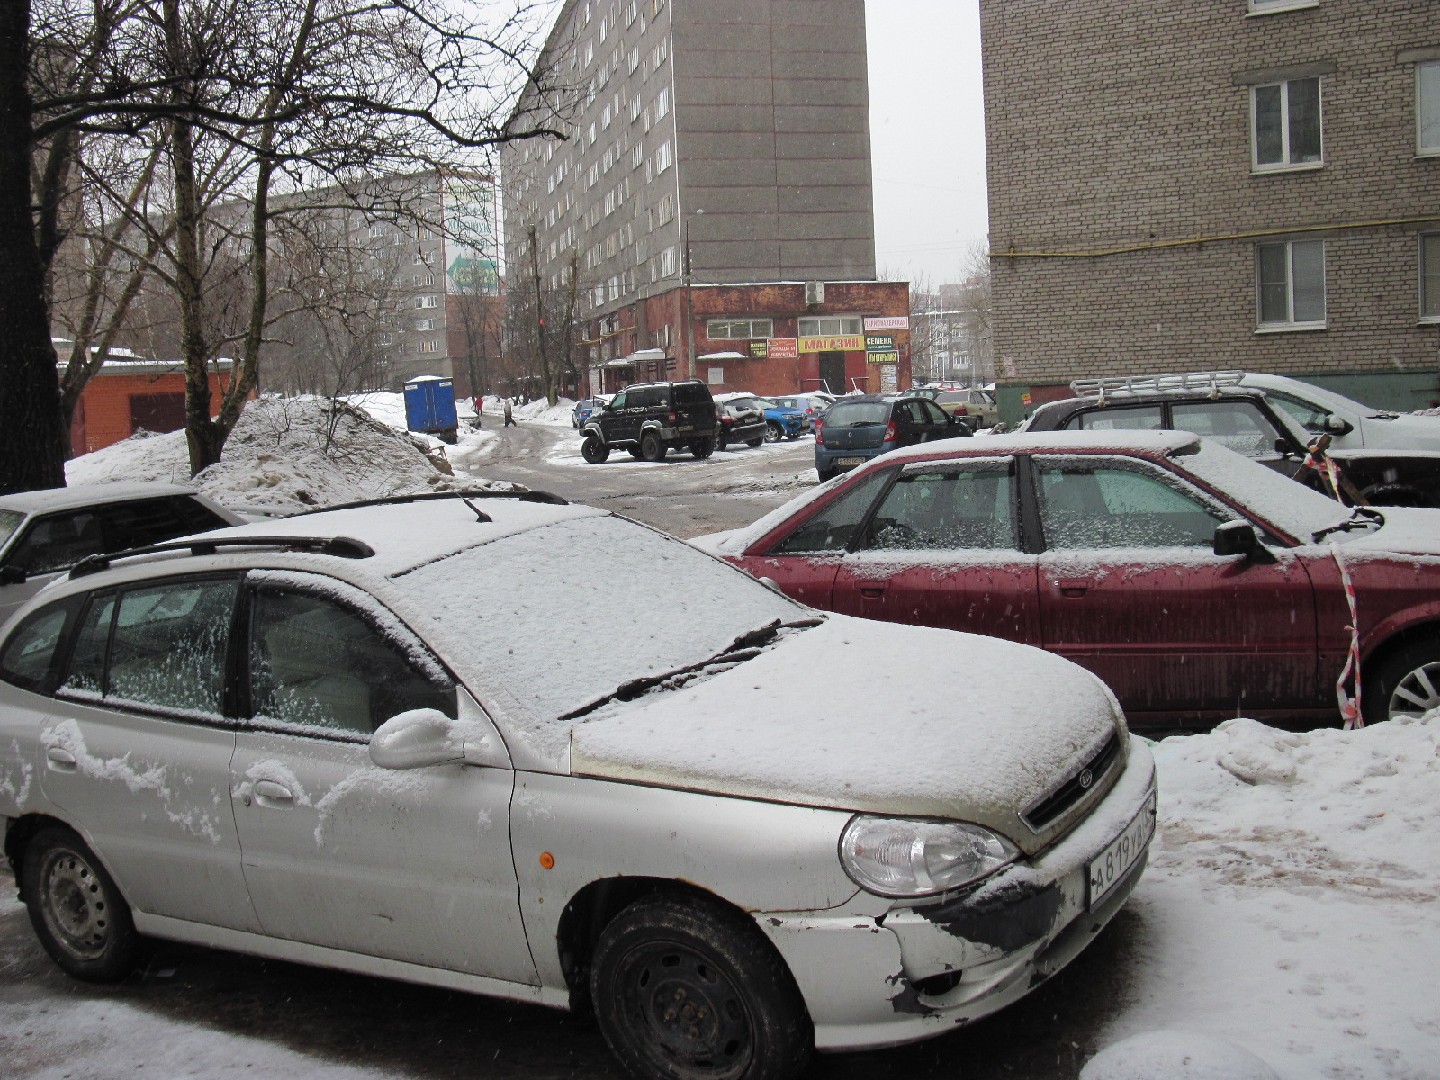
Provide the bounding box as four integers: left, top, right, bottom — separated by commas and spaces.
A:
1238, 372, 1440, 452
0, 493, 1155, 1080
0, 483, 242, 626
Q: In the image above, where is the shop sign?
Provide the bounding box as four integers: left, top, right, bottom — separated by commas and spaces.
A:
766, 337, 799, 359
865, 334, 895, 352
750, 340, 769, 358
797, 335, 863, 353
865, 316, 910, 331
866, 351, 899, 365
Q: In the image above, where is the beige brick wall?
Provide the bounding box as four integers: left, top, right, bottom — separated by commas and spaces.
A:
981, 0, 1440, 400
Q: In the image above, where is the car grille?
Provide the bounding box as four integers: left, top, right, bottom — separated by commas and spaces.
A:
1022, 733, 1121, 832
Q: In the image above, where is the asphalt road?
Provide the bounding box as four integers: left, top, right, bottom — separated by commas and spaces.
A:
461, 415, 818, 538
0, 419, 1145, 1078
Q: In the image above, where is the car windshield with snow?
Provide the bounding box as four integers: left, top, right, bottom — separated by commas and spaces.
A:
700, 429, 1440, 730
0, 492, 1155, 1080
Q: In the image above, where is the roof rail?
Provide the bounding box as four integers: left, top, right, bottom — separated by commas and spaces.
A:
69, 535, 375, 579
1070, 371, 1248, 398
293, 488, 568, 517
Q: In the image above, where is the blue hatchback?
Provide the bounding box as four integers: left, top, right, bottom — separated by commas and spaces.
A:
814, 395, 969, 480
725, 395, 809, 442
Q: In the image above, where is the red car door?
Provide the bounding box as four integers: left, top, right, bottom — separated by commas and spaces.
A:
735, 466, 897, 608
1030, 454, 1320, 723
825, 458, 1041, 644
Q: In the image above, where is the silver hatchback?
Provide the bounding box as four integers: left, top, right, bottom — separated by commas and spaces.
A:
0, 493, 1154, 1080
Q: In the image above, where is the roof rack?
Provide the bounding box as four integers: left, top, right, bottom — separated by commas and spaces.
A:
69, 535, 375, 579
293, 488, 568, 517
1070, 371, 1248, 398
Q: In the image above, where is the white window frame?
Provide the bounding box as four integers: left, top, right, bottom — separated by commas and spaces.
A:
1419, 60, 1440, 157
1247, 0, 1319, 14
798, 316, 864, 336
1255, 239, 1326, 331
707, 318, 775, 340
1422, 233, 1440, 323
1250, 77, 1323, 172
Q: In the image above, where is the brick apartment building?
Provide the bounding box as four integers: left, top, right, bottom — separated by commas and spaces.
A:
980, 0, 1440, 421
501, 0, 911, 397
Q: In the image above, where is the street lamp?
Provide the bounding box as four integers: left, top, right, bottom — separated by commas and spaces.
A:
682, 209, 704, 380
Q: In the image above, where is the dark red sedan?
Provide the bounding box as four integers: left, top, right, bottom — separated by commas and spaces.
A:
698, 430, 1440, 729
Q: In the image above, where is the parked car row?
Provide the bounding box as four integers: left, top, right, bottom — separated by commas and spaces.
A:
0, 490, 1156, 1080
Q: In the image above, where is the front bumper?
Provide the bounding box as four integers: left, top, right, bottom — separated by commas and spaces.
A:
755, 734, 1156, 1052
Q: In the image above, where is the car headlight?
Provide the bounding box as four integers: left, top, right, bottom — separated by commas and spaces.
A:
839, 816, 1019, 898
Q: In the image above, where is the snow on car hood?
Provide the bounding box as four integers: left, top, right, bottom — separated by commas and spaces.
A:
569, 615, 1124, 854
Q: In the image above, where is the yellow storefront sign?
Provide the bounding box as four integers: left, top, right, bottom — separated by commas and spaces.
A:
797, 335, 864, 352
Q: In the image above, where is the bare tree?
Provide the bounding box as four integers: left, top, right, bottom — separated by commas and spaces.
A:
1, 0, 570, 492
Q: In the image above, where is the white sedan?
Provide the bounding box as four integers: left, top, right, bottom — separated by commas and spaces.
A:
0, 492, 1155, 1080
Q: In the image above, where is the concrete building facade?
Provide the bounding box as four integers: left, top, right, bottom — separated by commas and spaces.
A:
502, 0, 910, 395
980, 0, 1440, 421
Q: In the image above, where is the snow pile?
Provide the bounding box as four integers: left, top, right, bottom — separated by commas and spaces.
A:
66, 395, 516, 515
1088, 715, 1440, 1079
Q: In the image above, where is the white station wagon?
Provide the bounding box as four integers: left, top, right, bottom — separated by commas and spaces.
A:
0, 493, 1155, 1080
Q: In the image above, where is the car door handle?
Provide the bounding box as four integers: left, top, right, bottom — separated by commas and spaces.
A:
855, 581, 886, 599
45, 747, 77, 771
1053, 578, 1091, 598
252, 780, 295, 807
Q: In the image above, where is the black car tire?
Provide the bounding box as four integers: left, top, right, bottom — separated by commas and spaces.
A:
690, 438, 715, 459
1364, 635, 1440, 725
764, 422, 783, 443
745, 438, 763, 448
581, 435, 610, 464
591, 892, 813, 1080
816, 467, 838, 482
715, 432, 728, 451
640, 432, 666, 462
21, 826, 140, 982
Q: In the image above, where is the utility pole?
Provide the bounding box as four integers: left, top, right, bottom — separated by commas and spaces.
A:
682, 210, 703, 381
527, 222, 550, 401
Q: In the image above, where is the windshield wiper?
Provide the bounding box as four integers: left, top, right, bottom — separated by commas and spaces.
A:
560, 618, 822, 722
1312, 506, 1385, 542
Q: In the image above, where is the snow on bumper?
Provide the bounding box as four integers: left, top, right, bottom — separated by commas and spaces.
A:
756, 734, 1156, 1052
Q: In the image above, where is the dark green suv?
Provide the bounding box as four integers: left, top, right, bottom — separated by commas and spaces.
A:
579, 380, 718, 463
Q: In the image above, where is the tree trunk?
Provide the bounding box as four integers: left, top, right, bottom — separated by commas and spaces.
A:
0, 0, 67, 492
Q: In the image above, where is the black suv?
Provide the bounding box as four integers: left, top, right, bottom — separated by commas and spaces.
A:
579, 380, 718, 463
1023, 384, 1440, 506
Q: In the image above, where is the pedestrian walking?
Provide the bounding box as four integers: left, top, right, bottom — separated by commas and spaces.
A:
503, 398, 516, 427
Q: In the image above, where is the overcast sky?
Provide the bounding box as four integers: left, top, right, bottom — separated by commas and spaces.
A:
866, 0, 988, 286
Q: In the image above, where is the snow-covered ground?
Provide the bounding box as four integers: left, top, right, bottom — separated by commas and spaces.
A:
19, 391, 1439, 1078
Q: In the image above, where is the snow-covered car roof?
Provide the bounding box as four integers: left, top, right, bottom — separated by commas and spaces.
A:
0, 482, 206, 515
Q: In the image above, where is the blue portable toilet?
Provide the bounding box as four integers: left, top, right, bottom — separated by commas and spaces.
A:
403, 375, 459, 444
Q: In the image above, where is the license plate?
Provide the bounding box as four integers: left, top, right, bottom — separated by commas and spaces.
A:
836, 457, 866, 468
1086, 789, 1156, 910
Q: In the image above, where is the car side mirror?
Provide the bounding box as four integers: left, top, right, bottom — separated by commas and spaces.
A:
1213, 520, 1276, 564
1275, 438, 1297, 458
0, 565, 27, 585
370, 707, 487, 770
1324, 415, 1353, 436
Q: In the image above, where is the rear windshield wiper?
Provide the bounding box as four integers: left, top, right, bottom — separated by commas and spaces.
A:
560, 618, 822, 722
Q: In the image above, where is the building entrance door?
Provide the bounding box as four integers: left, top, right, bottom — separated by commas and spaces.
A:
819, 352, 846, 394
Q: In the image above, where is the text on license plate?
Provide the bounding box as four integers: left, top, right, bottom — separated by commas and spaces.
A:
1086, 789, 1156, 910
836, 457, 866, 467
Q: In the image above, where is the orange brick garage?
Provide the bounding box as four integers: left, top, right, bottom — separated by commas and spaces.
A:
69, 361, 244, 457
